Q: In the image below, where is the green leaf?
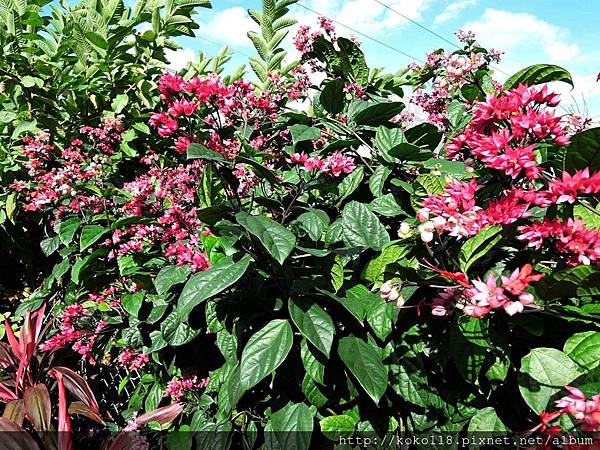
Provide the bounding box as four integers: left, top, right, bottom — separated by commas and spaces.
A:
337, 37, 369, 85
361, 242, 410, 284
366, 301, 397, 340
319, 415, 357, 441
369, 194, 408, 217
458, 316, 492, 348
459, 225, 502, 272
388, 143, 432, 161
122, 292, 144, 318
79, 225, 107, 251
518, 372, 560, 414
269, 402, 313, 450
85, 31, 108, 50
236, 212, 296, 264
375, 126, 406, 158
337, 337, 388, 404
288, 298, 334, 357
111, 94, 129, 113
330, 255, 344, 292
369, 166, 391, 197
177, 256, 251, 317
161, 311, 198, 346
57, 217, 81, 245
239, 319, 293, 391
353, 102, 404, 126
390, 357, 430, 407
301, 339, 325, 384
341, 201, 389, 250
187, 143, 226, 162
504, 64, 573, 90
40, 236, 61, 257
405, 123, 443, 151
0, 111, 16, 123
320, 79, 345, 115
574, 204, 600, 229
521, 348, 581, 387
564, 332, 600, 371
564, 127, 600, 171
468, 407, 508, 433
296, 211, 325, 241
154, 265, 192, 296
336, 165, 364, 205
290, 124, 321, 144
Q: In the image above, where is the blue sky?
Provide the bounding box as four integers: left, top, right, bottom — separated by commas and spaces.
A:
171, 0, 600, 116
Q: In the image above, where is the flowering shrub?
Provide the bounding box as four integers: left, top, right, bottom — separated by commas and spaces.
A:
1, 0, 599, 448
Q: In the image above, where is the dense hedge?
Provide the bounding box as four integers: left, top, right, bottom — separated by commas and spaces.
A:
0, 0, 599, 449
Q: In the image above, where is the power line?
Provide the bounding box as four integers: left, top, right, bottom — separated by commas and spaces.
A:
370, 0, 511, 77
295, 2, 425, 64
371, 0, 460, 50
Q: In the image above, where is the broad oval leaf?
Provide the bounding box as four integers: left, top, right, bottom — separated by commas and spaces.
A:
79, 225, 107, 251
337, 336, 388, 404
239, 319, 293, 391
269, 402, 313, 450
236, 212, 296, 265
564, 331, 600, 371
177, 255, 251, 318
504, 64, 573, 90
154, 265, 192, 296
520, 347, 581, 387
459, 225, 502, 272
187, 143, 225, 162
341, 201, 389, 250
0, 417, 41, 450
319, 415, 357, 441
288, 298, 335, 357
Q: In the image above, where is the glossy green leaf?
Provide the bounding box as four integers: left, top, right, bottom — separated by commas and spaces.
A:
341, 201, 389, 250
177, 256, 251, 317
337, 337, 387, 404
79, 225, 107, 251
236, 212, 296, 264
289, 298, 334, 357
459, 225, 502, 272
154, 265, 192, 296
239, 319, 293, 391
521, 347, 581, 387
504, 64, 573, 90
564, 331, 600, 371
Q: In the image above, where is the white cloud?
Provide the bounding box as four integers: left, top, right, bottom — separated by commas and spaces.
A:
433, 0, 477, 26
550, 72, 600, 114
299, 0, 433, 34
463, 9, 580, 64
198, 7, 259, 46
166, 48, 196, 71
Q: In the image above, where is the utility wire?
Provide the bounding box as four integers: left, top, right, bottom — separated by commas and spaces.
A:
370, 0, 511, 77
295, 2, 425, 64
371, 0, 460, 50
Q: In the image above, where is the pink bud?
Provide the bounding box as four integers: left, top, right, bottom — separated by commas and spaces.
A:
416, 208, 430, 222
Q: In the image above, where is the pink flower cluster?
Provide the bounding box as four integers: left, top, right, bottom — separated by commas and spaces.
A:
518, 218, 600, 266
163, 374, 209, 402
111, 160, 210, 272
410, 32, 501, 128
555, 386, 600, 432
447, 84, 569, 179
150, 73, 279, 159
429, 264, 544, 317
39, 304, 107, 364
117, 347, 150, 372
287, 151, 356, 177
416, 168, 599, 266
11, 118, 123, 215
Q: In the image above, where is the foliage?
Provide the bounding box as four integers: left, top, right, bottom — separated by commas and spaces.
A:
1, 1, 599, 449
